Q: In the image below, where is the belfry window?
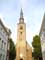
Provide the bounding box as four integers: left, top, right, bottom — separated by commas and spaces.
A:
20, 26, 23, 30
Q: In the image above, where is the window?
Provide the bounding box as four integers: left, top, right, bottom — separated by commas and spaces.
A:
20, 26, 23, 30
44, 32, 45, 36
4, 42, 6, 49
0, 54, 2, 60
3, 55, 5, 60
20, 32, 22, 34
1, 40, 3, 48
2, 40, 3, 43
0, 38, 1, 48
0, 38, 1, 40
42, 31, 45, 36
1, 27, 2, 30
4, 42, 6, 45
3, 30, 5, 33
26, 49, 28, 51
20, 58, 23, 60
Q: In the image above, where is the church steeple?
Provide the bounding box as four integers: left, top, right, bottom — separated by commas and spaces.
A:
20, 8, 23, 19
19, 8, 24, 23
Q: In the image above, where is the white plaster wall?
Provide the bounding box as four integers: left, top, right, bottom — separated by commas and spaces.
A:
40, 32, 45, 60
0, 24, 8, 60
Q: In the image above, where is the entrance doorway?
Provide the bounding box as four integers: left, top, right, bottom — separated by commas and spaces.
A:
20, 58, 23, 60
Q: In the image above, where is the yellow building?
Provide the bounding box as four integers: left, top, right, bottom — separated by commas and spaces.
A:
16, 8, 32, 60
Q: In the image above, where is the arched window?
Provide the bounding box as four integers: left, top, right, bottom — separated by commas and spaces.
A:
20, 26, 23, 30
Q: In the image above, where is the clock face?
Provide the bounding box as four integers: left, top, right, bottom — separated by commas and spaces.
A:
21, 19, 23, 23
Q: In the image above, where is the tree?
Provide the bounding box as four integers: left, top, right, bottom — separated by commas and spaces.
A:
9, 38, 16, 60
32, 35, 43, 60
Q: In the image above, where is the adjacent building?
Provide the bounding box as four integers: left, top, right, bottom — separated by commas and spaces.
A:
6, 29, 11, 60
16, 8, 32, 60
0, 19, 11, 60
39, 14, 45, 60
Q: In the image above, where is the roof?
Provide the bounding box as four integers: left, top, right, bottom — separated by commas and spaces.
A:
26, 41, 32, 50
0, 19, 11, 36
39, 13, 45, 36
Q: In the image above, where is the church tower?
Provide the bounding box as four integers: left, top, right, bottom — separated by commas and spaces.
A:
16, 8, 32, 60
16, 8, 26, 60
17, 8, 26, 42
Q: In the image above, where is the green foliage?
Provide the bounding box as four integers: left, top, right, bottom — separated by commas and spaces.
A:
32, 35, 42, 60
9, 38, 16, 60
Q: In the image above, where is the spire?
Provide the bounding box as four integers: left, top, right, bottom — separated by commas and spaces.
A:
19, 8, 24, 23
20, 8, 23, 19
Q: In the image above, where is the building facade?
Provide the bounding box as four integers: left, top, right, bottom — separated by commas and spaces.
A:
0, 19, 11, 60
16, 8, 32, 60
6, 29, 11, 60
39, 14, 45, 60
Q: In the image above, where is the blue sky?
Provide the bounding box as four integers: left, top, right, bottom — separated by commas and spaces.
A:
0, 0, 45, 46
